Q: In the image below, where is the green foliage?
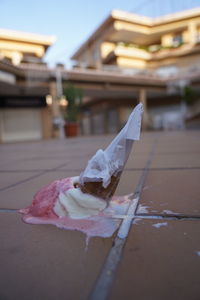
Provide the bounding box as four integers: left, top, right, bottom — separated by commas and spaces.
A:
148, 44, 162, 52
63, 84, 83, 122
183, 86, 196, 106
137, 45, 149, 51
117, 41, 184, 53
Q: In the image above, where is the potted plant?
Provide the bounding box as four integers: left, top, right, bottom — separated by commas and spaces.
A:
63, 84, 83, 137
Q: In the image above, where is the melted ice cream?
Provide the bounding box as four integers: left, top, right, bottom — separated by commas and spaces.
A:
53, 176, 107, 219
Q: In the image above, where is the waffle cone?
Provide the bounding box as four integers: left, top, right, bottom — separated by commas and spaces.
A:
80, 172, 122, 201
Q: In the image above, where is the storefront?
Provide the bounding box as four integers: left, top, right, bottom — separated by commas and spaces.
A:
0, 96, 51, 143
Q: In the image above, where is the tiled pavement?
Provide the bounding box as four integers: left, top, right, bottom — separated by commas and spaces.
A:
0, 131, 200, 300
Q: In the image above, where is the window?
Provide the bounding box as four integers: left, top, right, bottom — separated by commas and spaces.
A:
156, 65, 178, 76
196, 32, 200, 43
172, 34, 183, 47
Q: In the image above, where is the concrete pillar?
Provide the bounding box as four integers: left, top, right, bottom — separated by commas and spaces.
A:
96, 41, 102, 69
188, 21, 197, 45
90, 110, 95, 135
41, 108, 52, 139
139, 88, 149, 130
49, 81, 61, 138
104, 109, 109, 134
0, 110, 3, 143
49, 81, 60, 117
182, 30, 189, 44
161, 34, 173, 47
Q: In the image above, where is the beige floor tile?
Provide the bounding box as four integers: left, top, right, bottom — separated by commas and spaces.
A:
115, 170, 142, 196
0, 170, 79, 209
138, 169, 200, 216
109, 219, 200, 300
0, 212, 113, 300
151, 153, 200, 168
0, 171, 40, 190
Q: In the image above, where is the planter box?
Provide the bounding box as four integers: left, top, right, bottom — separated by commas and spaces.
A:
64, 122, 78, 137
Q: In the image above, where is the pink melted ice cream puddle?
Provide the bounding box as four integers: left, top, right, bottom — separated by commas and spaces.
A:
19, 176, 131, 242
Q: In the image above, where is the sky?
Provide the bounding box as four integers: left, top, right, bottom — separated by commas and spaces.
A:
1, 0, 200, 67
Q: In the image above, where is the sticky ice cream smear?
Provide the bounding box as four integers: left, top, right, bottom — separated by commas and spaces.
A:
19, 176, 131, 240
20, 176, 107, 220
20, 177, 76, 218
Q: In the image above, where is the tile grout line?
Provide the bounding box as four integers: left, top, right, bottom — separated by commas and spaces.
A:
126, 166, 200, 171
135, 213, 200, 220
109, 214, 200, 221
0, 208, 17, 213
0, 161, 78, 192
0, 170, 47, 192
88, 137, 159, 300
0, 151, 94, 191
1, 166, 200, 173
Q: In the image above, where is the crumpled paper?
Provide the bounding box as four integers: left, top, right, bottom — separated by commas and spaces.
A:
79, 103, 143, 188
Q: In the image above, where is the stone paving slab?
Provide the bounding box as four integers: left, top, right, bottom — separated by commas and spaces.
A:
1, 131, 200, 300
0, 171, 40, 190
109, 219, 200, 300
155, 142, 200, 154
0, 158, 72, 171
0, 170, 79, 209
138, 169, 200, 216
115, 170, 142, 196
154, 132, 200, 154
0, 137, 107, 158
130, 140, 154, 154
0, 211, 114, 300
58, 156, 95, 171
58, 153, 149, 171
151, 153, 200, 168
125, 153, 150, 169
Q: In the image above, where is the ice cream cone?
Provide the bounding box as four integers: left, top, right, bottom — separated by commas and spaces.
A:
79, 103, 143, 201
80, 172, 122, 201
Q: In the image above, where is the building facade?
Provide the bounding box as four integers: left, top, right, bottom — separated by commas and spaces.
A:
72, 8, 200, 72
0, 29, 56, 142
1, 8, 200, 143
70, 8, 200, 133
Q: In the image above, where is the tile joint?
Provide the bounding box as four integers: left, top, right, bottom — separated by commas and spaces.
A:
88, 137, 159, 300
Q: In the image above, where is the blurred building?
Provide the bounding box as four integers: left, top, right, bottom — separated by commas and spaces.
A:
0, 29, 56, 142
72, 9, 200, 71
70, 7, 200, 134
0, 8, 200, 143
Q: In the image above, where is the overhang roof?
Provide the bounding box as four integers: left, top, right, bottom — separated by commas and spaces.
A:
71, 7, 200, 59
112, 7, 200, 27
63, 68, 165, 89
0, 28, 56, 48
1, 58, 200, 92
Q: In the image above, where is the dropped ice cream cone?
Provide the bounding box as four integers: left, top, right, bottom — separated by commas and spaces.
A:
79, 103, 143, 201
19, 103, 143, 235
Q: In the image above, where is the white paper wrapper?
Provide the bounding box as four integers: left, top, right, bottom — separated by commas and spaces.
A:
79, 103, 143, 188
